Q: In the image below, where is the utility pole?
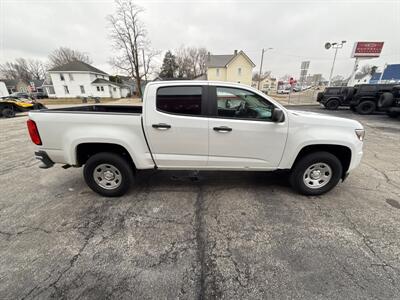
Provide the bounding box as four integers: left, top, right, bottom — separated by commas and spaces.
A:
257, 47, 273, 90
325, 41, 346, 86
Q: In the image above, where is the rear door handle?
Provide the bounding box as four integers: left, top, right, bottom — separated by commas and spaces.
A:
152, 123, 171, 130
213, 126, 232, 133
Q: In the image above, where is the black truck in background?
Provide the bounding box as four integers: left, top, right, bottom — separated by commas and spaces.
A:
317, 84, 399, 115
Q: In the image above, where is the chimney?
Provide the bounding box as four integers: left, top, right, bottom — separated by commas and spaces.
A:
234, 50, 238, 55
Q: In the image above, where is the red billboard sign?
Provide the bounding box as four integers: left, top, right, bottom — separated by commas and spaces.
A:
351, 42, 384, 58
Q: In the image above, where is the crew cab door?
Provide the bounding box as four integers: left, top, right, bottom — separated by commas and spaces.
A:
144, 84, 209, 168
207, 86, 288, 169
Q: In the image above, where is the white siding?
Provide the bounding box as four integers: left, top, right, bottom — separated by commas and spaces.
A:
50, 72, 111, 98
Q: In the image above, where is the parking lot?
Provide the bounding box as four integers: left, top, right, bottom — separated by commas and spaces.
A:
1, 106, 400, 299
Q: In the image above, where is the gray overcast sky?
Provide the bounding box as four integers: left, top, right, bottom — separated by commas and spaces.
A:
1, 0, 399, 79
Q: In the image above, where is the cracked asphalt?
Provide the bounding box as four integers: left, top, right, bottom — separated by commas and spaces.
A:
1, 106, 400, 299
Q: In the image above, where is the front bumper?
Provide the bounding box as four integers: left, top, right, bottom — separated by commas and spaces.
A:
35, 151, 54, 169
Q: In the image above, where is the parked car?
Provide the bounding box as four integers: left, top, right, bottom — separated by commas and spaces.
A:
27, 81, 364, 197
0, 98, 46, 118
377, 85, 400, 118
10, 92, 31, 99
31, 91, 48, 99
277, 88, 290, 94
317, 86, 355, 110
349, 84, 398, 115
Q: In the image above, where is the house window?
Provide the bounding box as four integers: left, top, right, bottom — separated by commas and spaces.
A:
47, 86, 55, 94
69, 74, 74, 81
63, 85, 69, 94
60, 74, 65, 81
216, 68, 220, 77
238, 68, 242, 76
100, 86, 104, 91
80, 85, 85, 94
96, 86, 100, 91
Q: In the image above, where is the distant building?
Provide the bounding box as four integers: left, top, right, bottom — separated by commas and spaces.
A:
369, 64, 400, 84
206, 50, 255, 86
48, 61, 130, 98
349, 64, 400, 86
251, 76, 277, 93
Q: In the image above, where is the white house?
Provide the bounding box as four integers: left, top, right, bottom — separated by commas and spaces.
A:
47, 60, 130, 98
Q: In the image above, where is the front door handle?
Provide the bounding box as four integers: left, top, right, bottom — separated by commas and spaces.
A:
213, 126, 232, 133
152, 123, 171, 130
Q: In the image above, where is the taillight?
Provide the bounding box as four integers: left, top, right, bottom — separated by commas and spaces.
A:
27, 119, 42, 145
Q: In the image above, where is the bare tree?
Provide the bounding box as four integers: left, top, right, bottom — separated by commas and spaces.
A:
27, 59, 46, 80
175, 46, 208, 79
48, 47, 92, 68
107, 0, 158, 97
0, 58, 46, 81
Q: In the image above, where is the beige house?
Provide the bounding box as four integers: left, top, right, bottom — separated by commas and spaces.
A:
251, 76, 277, 93
206, 50, 255, 86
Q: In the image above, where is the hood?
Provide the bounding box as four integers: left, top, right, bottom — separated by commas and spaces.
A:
287, 109, 363, 129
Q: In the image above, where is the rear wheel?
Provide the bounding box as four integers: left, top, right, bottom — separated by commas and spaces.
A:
325, 99, 340, 110
356, 100, 376, 115
83, 152, 134, 197
290, 151, 342, 196
2, 108, 15, 118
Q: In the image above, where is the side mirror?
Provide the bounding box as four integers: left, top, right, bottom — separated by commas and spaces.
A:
271, 108, 285, 122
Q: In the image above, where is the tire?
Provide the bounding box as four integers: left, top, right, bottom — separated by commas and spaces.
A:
325, 99, 340, 110
2, 108, 15, 118
83, 152, 134, 197
377, 92, 394, 108
356, 100, 376, 115
289, 151, 342, 196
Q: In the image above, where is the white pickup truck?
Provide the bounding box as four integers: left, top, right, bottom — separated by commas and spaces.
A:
27, 81, 364, 197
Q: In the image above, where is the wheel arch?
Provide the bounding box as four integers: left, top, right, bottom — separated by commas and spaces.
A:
292, 144, 352, 178
75, 142, 136, 169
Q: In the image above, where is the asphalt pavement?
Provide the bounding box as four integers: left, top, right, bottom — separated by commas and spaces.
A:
1, 106, 400, 299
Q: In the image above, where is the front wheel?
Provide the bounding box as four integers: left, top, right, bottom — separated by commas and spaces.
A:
290, 152, 343, 196
83, 152, 134, 197
356, 100, 376, 115
325, 99, 340, 110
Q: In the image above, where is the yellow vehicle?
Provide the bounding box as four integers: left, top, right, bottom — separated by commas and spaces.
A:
0, 98, 47, 118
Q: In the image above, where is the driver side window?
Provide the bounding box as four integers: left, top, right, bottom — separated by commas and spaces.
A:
216, 87, 274, 120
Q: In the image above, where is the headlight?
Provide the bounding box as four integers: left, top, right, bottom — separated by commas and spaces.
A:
355, 129, 365, 141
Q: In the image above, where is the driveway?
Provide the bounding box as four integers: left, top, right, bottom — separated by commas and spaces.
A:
1, 107, 400, 299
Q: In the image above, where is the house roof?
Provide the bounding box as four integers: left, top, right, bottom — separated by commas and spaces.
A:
48, 60, 108, 75
206, 51, 256, 68
30, 79, 45, 87
206, 55, 235, 67
1, 79, 19, 87
91, 78, 130, 88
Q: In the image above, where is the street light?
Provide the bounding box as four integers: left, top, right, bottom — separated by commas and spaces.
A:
258, 47, 273, 89
325, 40, 346, 86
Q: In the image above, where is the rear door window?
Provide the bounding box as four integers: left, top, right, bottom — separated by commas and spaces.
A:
156, 86, 203, 116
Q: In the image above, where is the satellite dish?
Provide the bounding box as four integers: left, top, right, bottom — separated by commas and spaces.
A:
325, 42, 331, 50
